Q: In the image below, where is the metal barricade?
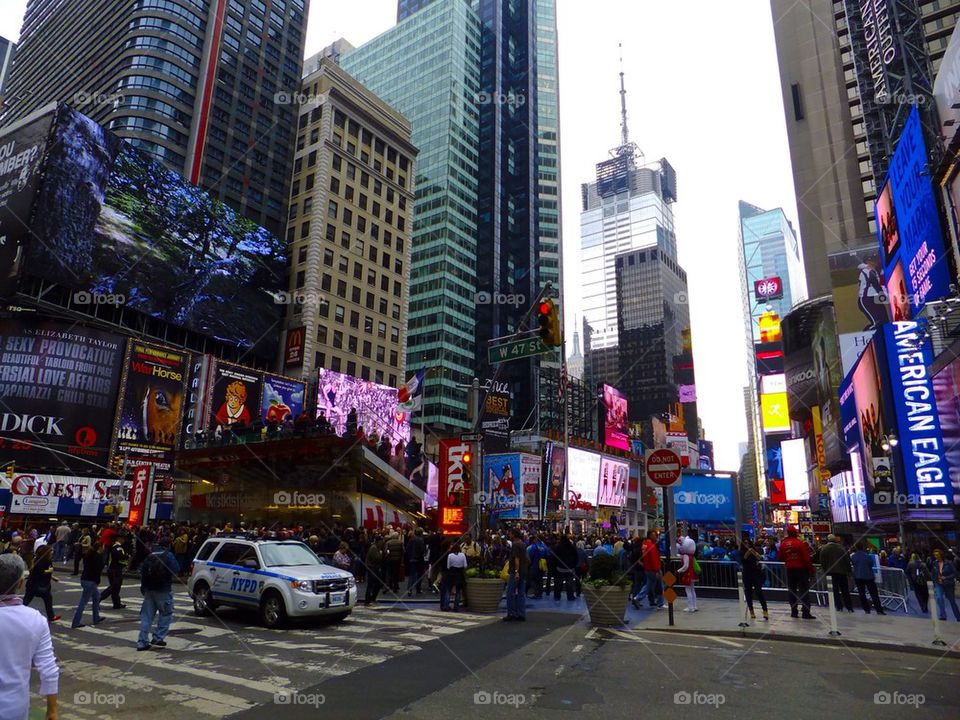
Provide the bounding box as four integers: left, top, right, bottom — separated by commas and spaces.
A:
877, 567, 909, 613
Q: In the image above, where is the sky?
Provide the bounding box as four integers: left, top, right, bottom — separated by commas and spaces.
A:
1, 0, 799, 471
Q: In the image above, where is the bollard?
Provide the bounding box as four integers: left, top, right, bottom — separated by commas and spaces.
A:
928, 580, 948, 646
737, 569, 749, 629
825, 574, 841, 637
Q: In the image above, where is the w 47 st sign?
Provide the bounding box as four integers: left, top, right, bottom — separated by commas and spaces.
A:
488, 336, 552, 363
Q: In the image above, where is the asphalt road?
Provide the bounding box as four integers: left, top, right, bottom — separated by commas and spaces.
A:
29, 575, 960, 720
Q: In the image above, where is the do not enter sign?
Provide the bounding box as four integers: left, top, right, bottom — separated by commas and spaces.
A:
645, 449, 682, 487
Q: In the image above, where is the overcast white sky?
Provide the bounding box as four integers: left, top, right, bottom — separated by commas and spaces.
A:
2, 0, 799, 471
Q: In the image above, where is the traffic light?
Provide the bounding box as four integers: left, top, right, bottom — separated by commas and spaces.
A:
462, 450, 472, 466
537, 298, 562, 346
4, 464, 13, 482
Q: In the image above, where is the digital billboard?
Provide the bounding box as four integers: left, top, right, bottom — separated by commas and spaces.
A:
851, 341, 886, 495
875, 106, 950, 315
760, 392, 790, 434
483, 453, 522, 518
781, 438, 809, 504
0, 318, 125, 473
601, 384, 629, 450
672, 473, 736, 524
180, 354, 213, 446
113, 341, 189, 479
260, 375, 306, 426
882, 321, 952, 505
932, 355, 960, 506
316, 368, 411, 447
829, 467, 869, 524
761, 373, 787, 395
209, 362, 263, 432
546, 443, 565, 505
754, 276, 784, 302
566, 447, 600, 509
21, 105, 284, 355
598, 456, 628, 507
480, 378, 510, 452
439, 439, 470, 535
828, 246, 885, 374
0, 106, 57, 297
520, 454, 541, 519
755, 342, 785, 375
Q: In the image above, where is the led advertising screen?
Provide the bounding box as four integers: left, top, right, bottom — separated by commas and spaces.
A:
113, 341, 189, 479
931, 355, 960, 506
828, 246, 885, 374
754, 276, 784, 302
208, 362, 263, 432
875, 106, 950, 315
760, 392, 790, 434
566, 447, 600, 509
882, 321, 952, 506
438, 439, 470, 535
546, 443, 566, 504
851, 341, 887, 495
829, 467, 869, 524
598, 456, 628, 507
755, 342, 785, 375
761, 373, 787, 395
0, 318, 124, 473
885, 259, 910, 322
520, 453, 541, 519
781, 438, 809, 504
602, 384, 629, 450
21, 105, 284, 355
483, 453, 522, 518
0, 107, 57, 297
260, 375, 306, 426
180, 354, 213, 446
672, 472, 736, 524
316, 368, 411, 447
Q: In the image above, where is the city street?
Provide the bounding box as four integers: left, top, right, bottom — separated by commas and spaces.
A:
36, 576, 960, 719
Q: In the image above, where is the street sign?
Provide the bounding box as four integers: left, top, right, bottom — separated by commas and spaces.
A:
487, 336, 552, 363
645, 449, 682, 487
460, 433, 483, 442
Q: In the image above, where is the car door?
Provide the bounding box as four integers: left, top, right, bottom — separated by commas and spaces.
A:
210, 542, 261, 605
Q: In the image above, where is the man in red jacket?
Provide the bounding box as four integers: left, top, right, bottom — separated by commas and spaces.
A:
641, 530, 665, 609
780, 525, 816, 619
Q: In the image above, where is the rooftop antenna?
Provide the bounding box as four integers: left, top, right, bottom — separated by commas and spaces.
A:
611, 43, 642, 164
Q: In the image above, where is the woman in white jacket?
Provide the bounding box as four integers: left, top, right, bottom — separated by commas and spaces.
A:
0, 552, 60, 719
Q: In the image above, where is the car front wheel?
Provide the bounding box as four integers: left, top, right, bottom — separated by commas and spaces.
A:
192, 581, 216, 616
260, 590, 288, 629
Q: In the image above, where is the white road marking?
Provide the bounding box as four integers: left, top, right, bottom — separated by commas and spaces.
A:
572, 644, 583, 653
708, 636, 745, 648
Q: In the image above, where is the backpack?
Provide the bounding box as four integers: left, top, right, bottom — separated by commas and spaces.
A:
141, 551, 174, 590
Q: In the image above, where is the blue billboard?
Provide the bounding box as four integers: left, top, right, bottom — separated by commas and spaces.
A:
875, 105, 950, 316
483, 453, 522, 519
882, 321, 952, 505
672, 473, 736, 524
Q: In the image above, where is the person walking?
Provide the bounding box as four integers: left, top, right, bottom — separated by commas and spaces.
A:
71, 541, 105, 629
931, 548, 960, 621
172, 528, 190, 575
136, 537, 179, 651
739, 538, 768, 620
384, 531, 403, 594
819, 535, 855, 612
98, 533, 128, 610
906, 552, 931, 614
780, 525, 816, 619
504, 529, 528, 621
553, 534, 578, 602
642, 530, 666, 609
52, 521, 71, 564
405, 528, 426, 596
364, 538, 384, 605
443, 542, 467, 612
851, 541, 885, 614
23, 544, 61, 623
0, 553, 60, 720
72, 528, 91, 576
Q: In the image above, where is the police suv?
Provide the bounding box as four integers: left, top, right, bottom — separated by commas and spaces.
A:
187, 537, 357, 628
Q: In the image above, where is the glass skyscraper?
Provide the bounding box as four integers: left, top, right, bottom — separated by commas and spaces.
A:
341, 0, 482, 427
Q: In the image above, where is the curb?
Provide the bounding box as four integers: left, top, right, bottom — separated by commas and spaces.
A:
640, 625, 960, 659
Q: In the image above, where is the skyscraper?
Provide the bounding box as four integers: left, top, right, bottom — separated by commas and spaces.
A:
283, 55, 417, 388
0, 36, 14, 104
2, 0, 309, 236
340, 0, 482, 427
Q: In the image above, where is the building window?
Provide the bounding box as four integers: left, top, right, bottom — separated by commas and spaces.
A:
323, 248, 333, 266
317, 325, 328, 343
347, 361, 356, 376
298, 246, 308, 264
378, 321, 387, 339
375, 369, 384, 384
353, 262, 363, 280
348, 335, 358, 353
331, 356, 342, 372
300, 221, 310, 238
351, 286, 361, 303
362, 340, 371, 358
391, 326, 399, 343
337, 280, 347, 298
333, 330, 343, 349
389, 350, 398, 366
321, 273, 332, 291
350, 310, 359, 328
335, 305, 345, 323
315, 351, 326, 368
791, 83, 804, 121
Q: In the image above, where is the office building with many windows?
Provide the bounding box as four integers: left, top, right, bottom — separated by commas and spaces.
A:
2, 0, 308, 236
283, 56, 416, 389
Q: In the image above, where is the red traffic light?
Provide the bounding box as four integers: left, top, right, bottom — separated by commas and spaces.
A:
462, 452, 472, 464
538, 302, 550, 315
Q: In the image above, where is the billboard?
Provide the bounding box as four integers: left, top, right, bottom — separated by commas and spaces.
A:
598, 456, 628, 507
0, 318, 125, 473
697, 440, 714, 470
113, 341, 188, 478
316, 368, 411, 447
480, 378, 510, 452
519, 453, 541, 519
828, 246, 885, 373
0, 106, 57, 297
284, 327, 306, 368
5, 472, 131, 517
851, 341, 886, 495
760, 373, 787, 395
438, 439, 470, 535
829, 467, 870, 524
181, 354, 213, 446
875, 106, 949, 315
483, 453, 522, 518
755, 342, 785, 375
260, 375, 306, 426
781, 438, 809, 504
813, 305, 843, 466
882, 321, 952, 505
546, 443, 565, 505
932, 355, 960, 506
754, 276, 784, 302
672, 473, 736, 524
760, 392, 790, 434
21, 105, 284, 355
208, 362, 263, 432
566, 447, 600, 509
601, 384, 629, 450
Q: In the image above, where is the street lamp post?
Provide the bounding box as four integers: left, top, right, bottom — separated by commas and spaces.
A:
880, 433, 905, 549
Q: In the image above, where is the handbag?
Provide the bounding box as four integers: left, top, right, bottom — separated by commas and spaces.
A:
500, 561, 510, 581
692, 557, 702, 576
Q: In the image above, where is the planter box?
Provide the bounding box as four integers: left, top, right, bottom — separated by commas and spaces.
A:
465, 576, 505, 613
583, 585, 630, 626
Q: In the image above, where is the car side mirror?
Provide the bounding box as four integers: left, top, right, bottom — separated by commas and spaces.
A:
242, 559, 259, 569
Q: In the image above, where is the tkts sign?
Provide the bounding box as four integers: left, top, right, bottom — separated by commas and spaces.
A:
754, 276, 784, 301
438, 439, 471, 535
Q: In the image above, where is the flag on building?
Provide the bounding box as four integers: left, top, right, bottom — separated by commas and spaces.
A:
397, 369, 426, 412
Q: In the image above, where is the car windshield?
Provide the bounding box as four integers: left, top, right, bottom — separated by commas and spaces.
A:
259, 542, 325, 568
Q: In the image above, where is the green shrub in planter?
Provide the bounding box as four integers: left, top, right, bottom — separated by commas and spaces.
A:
586, 552, 630, 589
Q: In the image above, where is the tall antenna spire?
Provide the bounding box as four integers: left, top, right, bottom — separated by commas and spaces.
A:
619, 43, 629, 147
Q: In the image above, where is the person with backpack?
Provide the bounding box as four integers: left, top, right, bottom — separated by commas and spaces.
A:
137, 536, 178, 651
71, 541, 105, 628
780, 525, 816, 619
